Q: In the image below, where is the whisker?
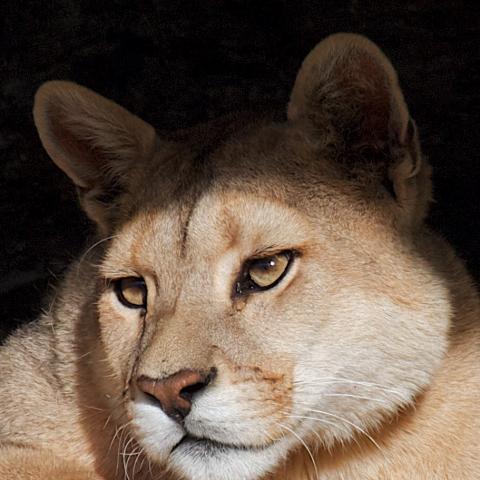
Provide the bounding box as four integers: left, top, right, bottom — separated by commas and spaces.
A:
82, 404, 105, 411
283, 413, 362, 451
112, 421, 132, 475
134, 446, 146, 476
147, 455, 154, 478
278, 422, 319, 479
76, 234, 118, 277
125, 446, 143, 480
120, 448, 142, 457
76, 350, 93, 360
284, 413, 350, 436
103, 413, 113, 430
320, 393, 390, 404
122, 435, 136, 480
293, 378, 405, 400
295, 405, 385, 457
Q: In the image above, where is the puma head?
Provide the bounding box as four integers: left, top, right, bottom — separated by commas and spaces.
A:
33, 33, 449, 480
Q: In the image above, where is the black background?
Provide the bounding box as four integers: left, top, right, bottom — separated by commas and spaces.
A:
1, 0, 478, 337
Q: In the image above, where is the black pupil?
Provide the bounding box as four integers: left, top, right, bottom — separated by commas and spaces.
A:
254, 258, 276, 271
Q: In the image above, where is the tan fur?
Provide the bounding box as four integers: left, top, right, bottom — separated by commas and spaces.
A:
1, 33, 478, 480
0, 446, 102, 480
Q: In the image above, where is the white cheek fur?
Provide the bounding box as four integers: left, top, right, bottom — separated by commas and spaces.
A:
131, 391, 184, 463
291, 291, 449, 448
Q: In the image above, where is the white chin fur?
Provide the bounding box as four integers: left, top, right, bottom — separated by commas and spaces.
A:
131, 392, 290, 480
169, 438, 286, 480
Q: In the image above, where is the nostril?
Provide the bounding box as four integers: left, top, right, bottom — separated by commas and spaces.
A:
180, 382, 207, 401
137, 367, 217, 422
180, 367, 217, 401
143, 390, 163, 407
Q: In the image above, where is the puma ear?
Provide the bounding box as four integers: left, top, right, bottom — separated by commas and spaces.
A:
33, 81, 157, 233
288, 33, 431, 225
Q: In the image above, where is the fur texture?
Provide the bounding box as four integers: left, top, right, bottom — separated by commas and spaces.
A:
1, 33, 478, 480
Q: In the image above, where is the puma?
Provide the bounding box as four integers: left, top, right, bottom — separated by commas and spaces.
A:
1, 33, 478, 480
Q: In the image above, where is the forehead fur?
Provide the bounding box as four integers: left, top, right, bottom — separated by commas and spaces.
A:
129, 119, 397, 232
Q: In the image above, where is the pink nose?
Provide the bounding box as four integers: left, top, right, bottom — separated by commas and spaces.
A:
137, 368, 216, 422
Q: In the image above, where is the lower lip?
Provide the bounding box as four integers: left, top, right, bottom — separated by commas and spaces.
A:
171, 436, 227, 455
171, 435, 268, 456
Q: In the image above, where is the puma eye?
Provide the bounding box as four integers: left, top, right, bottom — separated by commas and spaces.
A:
114, 277, 147, 309
236, 251, 294, 295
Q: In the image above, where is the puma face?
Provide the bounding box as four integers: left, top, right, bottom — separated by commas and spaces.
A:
34, 33, 451, 480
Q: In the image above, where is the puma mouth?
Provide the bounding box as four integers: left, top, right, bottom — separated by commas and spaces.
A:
171, 434, 271, 456
133, 396, 292, 479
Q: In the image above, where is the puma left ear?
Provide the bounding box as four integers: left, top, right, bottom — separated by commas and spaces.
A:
33, 81, 157, 233
288, 33, 431, 225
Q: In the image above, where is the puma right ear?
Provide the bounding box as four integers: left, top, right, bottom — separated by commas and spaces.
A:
288, 33, 410, 149
33, 81, 157, 233
288, 33, 431, 226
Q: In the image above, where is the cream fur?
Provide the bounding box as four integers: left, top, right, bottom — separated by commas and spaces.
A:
1, 33, 478, 480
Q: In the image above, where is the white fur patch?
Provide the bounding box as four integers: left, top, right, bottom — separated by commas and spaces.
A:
131, 387, 294, 480
131, 391, 184, 463
169, 437, 289, 480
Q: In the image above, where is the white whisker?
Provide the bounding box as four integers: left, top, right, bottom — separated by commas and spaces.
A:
278, 422, 319, 479
294, 405, 385, 456
293, 377, 405, 400
321, 393, 390, 404
133, 446, 146, 476
76, 234, 118, 277
114, 421, 132, 476
121, 435, 136, 480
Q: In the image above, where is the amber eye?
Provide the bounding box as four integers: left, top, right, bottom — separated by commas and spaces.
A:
114, 277, 147, 309
236, 251, 293, 295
